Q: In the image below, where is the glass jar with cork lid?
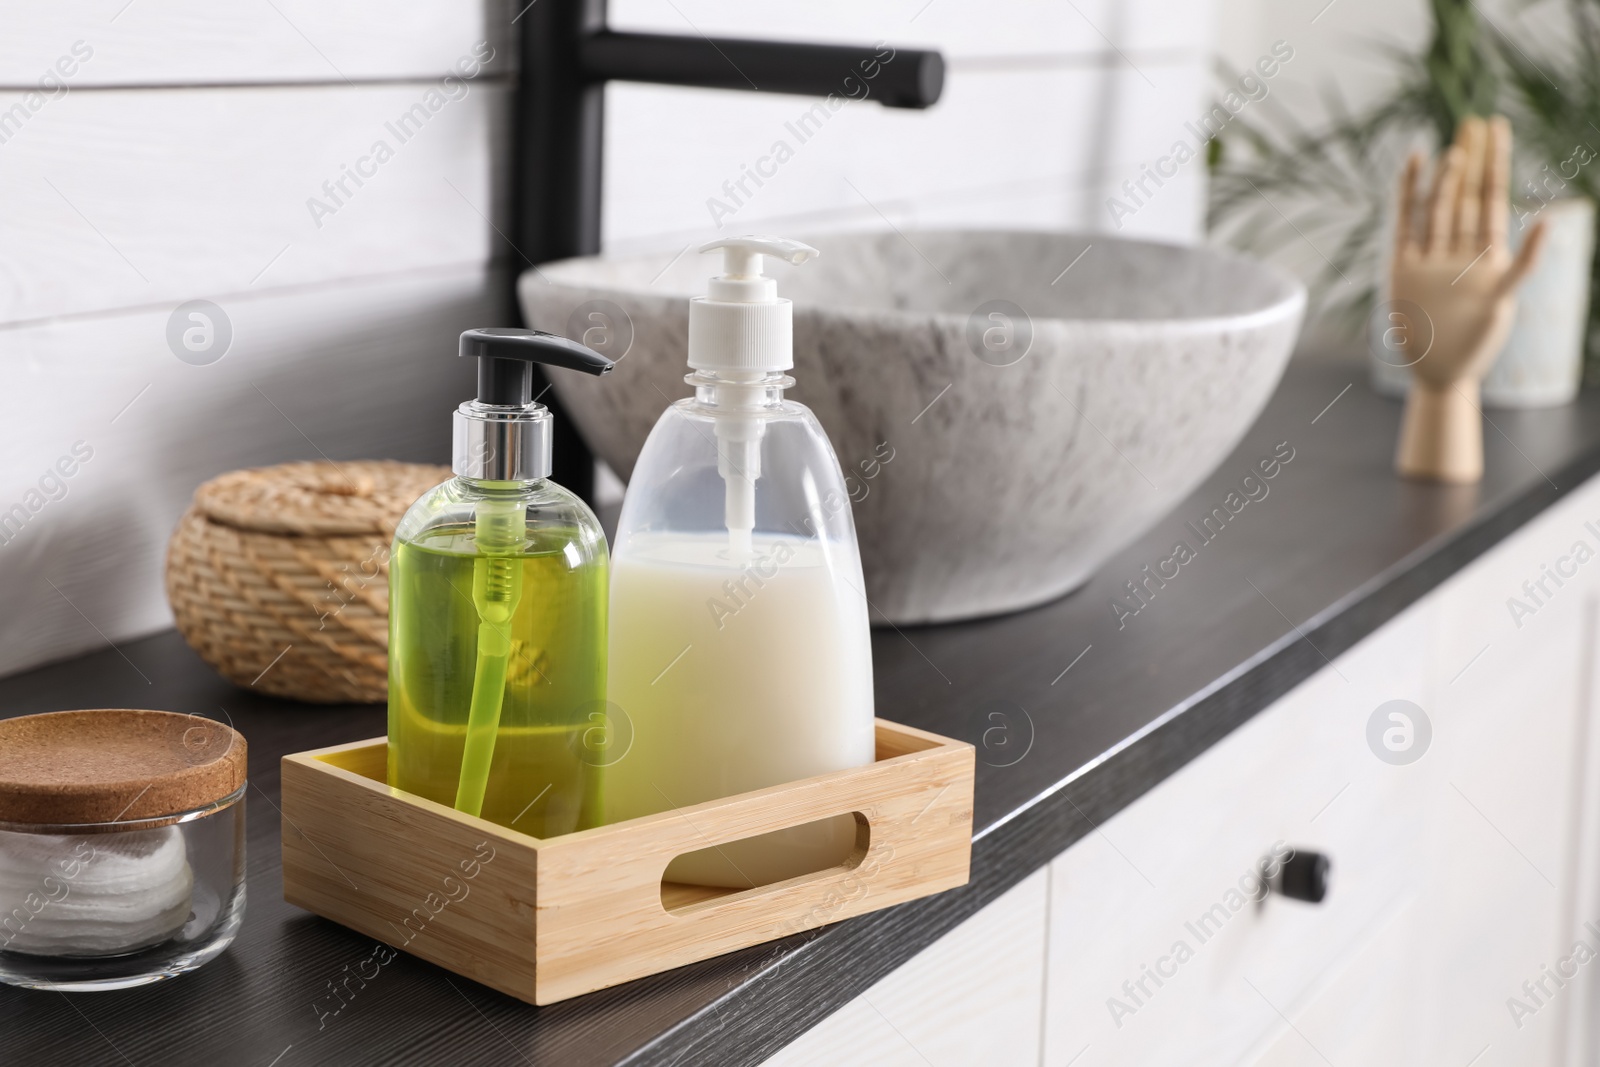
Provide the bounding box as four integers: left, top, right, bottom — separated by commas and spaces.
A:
0, 709, 247, 990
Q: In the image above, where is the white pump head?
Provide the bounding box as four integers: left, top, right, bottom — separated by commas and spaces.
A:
688, 236, 819, 373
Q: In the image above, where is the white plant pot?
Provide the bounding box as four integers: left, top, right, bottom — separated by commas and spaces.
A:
1369, 196, 1595, 407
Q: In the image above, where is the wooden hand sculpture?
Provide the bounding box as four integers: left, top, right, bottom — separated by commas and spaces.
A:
1392, 115, 1547, 483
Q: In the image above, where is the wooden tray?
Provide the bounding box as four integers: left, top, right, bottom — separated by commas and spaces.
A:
280, 719, 974, 1005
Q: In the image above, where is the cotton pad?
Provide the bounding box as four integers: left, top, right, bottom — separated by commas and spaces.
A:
0, 826, 194, 956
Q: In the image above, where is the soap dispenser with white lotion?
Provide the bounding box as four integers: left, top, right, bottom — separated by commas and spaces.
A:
605, 236, 875, 888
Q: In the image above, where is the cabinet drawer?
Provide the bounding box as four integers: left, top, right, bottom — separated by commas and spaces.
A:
1242, 893, 1426, 1067
1044, 598, 1439, 1065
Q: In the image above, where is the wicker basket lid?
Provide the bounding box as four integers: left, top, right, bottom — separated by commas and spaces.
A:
0, 709, 246, 825
192, 460, 447, 537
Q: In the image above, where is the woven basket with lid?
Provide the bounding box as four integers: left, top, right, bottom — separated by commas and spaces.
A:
165, 461, 449, 704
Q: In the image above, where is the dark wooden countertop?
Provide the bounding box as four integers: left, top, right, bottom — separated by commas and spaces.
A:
3, 358, 1599, 1066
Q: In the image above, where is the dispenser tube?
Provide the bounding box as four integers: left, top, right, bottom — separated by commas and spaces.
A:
716, 422, 761, 560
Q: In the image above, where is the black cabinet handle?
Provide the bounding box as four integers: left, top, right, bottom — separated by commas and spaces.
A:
1274, 849, 1330, 904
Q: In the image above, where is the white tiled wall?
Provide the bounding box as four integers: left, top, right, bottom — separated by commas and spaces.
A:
0, 0, 1213, 678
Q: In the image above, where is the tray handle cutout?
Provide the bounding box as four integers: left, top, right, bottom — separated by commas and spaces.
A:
659, 811, 869, 914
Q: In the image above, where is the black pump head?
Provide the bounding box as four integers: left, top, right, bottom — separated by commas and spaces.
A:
460, 327, 613, 407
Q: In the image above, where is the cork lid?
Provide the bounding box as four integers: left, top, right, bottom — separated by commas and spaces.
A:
0, 710, 247, 825
192, 460, 449, 537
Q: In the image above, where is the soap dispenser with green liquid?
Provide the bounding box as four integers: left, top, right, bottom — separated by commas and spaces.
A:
388, 327, 613, 837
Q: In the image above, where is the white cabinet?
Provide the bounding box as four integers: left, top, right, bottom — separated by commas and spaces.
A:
1241, 894, 1427, 1066
1043, 474, 1600, 1067
763, 869, 1049, 1067
1043, 596, 1439, 1066
1404, 481, 1600, 1067
767, 476, 1600, 1066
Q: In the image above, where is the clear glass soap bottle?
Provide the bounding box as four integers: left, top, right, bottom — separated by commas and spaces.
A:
388, 328, 613, 838
605, 237, 876, 888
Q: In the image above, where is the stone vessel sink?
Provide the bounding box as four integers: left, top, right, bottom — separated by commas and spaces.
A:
520, 230, 1304, 624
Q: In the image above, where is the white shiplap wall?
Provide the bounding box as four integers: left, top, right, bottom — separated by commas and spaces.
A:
603, 0, 1213, 251
0, 0, 1212, 679
0, 2, 512, 677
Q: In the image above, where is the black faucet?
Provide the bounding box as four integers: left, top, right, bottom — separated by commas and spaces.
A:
510, 0, 946, 496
